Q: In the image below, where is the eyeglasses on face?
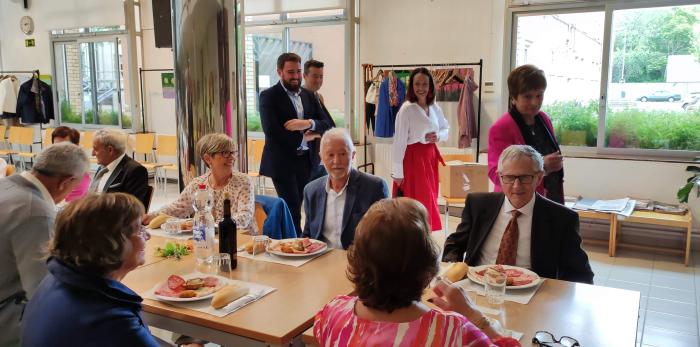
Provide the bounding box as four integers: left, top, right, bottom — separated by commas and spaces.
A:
532, 331, 580, 347
214, 151, 236, 158
138, 225, 151, 241
499, 174, 536, 185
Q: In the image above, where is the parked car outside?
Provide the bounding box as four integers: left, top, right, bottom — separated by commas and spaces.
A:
637, 90, 681, 102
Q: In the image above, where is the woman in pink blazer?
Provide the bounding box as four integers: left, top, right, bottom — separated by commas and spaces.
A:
488, 65, 564, 204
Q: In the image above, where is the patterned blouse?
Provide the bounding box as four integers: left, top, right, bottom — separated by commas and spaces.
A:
314, 296, 495, 347
157, 171, 255, 231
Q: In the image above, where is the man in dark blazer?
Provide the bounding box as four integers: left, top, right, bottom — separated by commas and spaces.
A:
89, 129, 150, 209
443, 145, 593, 284
302, 128, 388, 249
259, 53, 334, 234
303, 59, 337, 180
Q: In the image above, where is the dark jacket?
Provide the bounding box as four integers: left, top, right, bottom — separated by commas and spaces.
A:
16, 78, 54, 124
97, 155, 150, 208
302, 169, 388, 249
442, 192, 594, 284
21, 257, 159, 347
259, 82, 333, 179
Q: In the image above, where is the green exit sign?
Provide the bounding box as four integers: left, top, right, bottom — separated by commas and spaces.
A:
25, 39, 35, 47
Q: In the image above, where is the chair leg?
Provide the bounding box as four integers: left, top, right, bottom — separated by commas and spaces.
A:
444, 202, 449, 241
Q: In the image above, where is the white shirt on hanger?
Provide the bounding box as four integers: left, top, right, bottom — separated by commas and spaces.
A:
391, 101, 449, 178
0, 77, 20, 114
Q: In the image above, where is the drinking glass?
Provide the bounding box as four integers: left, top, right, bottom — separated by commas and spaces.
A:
484, 268, 506, 305
251, 235, 271, 256
208, 253, 232, 279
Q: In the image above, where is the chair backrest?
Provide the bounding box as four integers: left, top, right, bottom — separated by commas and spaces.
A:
134, 133, 156, 156
0, 125, 6, 141
18, 127, 35, 146
80, 131, 94, 151
156, 135, 177, 156
145, 185, 155, 212
5, 164, 15, 176
7, 126, 24, 144
249, 139, 265, 171
42, 127, 55, 147
254, 201, 267, 233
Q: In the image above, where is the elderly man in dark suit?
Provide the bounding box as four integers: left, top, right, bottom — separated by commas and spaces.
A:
89, 129, 150, 209
302, 128, 388, 249
259, 52, 334, 234
442, 145, 593, 284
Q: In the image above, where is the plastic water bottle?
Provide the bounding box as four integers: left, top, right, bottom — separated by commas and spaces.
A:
192, 183, 215, 265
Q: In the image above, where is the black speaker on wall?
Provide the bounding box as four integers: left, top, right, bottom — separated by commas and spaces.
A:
152, 0, 172, 48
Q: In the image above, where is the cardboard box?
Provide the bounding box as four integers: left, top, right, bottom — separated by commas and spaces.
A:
438, 161, 489, 198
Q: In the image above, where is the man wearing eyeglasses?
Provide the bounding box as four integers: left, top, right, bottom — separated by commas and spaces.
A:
442, 145, 593, 284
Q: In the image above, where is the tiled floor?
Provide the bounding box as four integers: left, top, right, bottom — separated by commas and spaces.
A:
150, 182, 700, 346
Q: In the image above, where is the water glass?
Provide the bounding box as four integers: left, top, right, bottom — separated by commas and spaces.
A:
251, 235, 271, 256
208, 253, 232, 279
484, 268, 506, 305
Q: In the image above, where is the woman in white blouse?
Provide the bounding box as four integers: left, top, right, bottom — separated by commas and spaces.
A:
142, 133, 255, 231
391, 67, 449, 231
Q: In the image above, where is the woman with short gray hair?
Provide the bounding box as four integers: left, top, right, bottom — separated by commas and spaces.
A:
142, 133, 255, 230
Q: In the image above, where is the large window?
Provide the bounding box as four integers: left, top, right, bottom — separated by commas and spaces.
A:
52, 30, 132, 128
244, 7, 348, 133
511, 1, 700, 156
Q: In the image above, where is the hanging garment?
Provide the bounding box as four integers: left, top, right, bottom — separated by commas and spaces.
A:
374, 75, 405, 138
16, 78, 54, 124
0, 77, 20, 119
457, 73, 479, 148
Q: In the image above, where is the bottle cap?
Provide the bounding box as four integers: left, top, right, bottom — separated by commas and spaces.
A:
198, 184, 206, 189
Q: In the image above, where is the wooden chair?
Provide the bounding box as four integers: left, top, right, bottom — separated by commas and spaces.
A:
133, 133, 159, 179
155, 135, 178, 193
42, 127, 54, 148
0, 125, 15, 162
5, 164, 15, 176
13, 127, 37, 171
80, 131, 97, 165
254, 201, 268, 235
247, 138, 266, 194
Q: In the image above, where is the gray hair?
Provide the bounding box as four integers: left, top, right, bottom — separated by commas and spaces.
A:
93, 129, 127, 155
33, 142, 89, 178
196, 133, 237, 159
497, 145, 544, 173
320, 127, 355, 152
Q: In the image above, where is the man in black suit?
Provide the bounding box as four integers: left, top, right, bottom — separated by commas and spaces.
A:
259, 53, 334, 234
303, 59, 336, 180
89, 129, 150, 209
443, 145, 593, 284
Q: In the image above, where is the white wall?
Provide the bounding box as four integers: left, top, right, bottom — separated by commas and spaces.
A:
358, 0, 700, 229
139, 0, 177, 135
0, 0, 124, 72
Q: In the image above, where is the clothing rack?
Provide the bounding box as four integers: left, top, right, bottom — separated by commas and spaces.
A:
362, 60, 484, 169
0, 69, 42, 131
138, 68, 173, 133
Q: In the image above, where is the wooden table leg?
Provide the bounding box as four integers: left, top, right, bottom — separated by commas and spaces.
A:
610, 214, 618, 257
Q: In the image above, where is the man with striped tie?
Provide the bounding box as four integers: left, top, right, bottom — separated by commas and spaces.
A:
442, 145, 593, 284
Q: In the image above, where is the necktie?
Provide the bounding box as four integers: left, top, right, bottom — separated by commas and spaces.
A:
88, 167, 109, 193
495, 210, 522, 265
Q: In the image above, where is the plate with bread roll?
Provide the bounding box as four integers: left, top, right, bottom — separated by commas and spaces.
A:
267, 238, 327, 257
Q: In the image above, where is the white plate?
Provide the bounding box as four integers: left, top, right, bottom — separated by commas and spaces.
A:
153, 274, 228, 302
467, 265, 541, 289
267, 238, 328, 257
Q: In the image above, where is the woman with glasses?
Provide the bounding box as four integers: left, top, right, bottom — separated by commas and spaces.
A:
142, 133, 255, 230
21, 193, 162, 346
488, 65, 564, 204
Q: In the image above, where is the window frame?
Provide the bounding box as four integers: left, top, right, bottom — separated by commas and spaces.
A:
505, 0, 700, 160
